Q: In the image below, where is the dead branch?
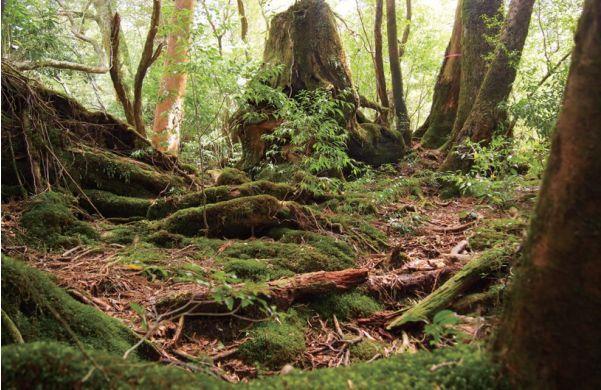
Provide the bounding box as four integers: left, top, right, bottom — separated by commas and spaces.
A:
12, 60, 109, 74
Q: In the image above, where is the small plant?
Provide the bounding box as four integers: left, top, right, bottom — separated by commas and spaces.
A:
424, 310, 467, 347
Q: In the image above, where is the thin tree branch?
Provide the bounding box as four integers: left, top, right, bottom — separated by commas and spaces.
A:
12, 60, 109, 73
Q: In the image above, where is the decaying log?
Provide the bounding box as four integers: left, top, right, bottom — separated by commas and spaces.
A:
156, 268, 369, 316
386, 246, 513, 329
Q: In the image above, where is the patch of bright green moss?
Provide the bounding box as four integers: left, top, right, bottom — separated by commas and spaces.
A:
147, 230, 184, 248
469, 218, 526, 251
1, 342, 218, 389
238, 310, 307, 369
222, 258, 293, 281
81, 189, 151, 218
1, 257, 153, 358
117, 242, 167, 265
311, 291, 382, 320
349, 340, 386, 362
20, 191, 98, 249
268, 228, 355, 263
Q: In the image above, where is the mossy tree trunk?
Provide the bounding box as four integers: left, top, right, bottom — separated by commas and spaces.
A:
496, 2, 601, 387
235, 0, 405, 169
386, 0, 411, 146
443, 0, 502, 153
441, 0, 535, 172
151, 0, 196, 155
374, 0, 389, 112
419, 0, 462, 148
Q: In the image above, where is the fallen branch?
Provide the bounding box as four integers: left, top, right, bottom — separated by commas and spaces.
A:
427, 220, 476, 233
386, 246, 514, 329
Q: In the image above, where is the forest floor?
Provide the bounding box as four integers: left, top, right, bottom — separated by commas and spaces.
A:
1, 150, 537, 383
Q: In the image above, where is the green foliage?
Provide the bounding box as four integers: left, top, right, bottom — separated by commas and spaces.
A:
469, 218, 527, 251
423, 310, 467, 346
310, 291, 382, 321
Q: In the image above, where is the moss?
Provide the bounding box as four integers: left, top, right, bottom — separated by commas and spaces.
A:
219, 239, 354, 275
147, 230, 185, 248
326, 214, 388, 251
248, 343, 504, 389
0, 257, 154, 359
469, 218, 526, 251
238, 311, 307, 369
349, 340, 386, 362
185, 236, 227, 259
216, 167, 251, 186
20, 191, 97, 249
81, 189, 151, 218
222, 258, 293, 281
117, 242, 167, 265
268, 227, 355, 262
1, 342, 220, 389
324, 195, 379, 215
160, 195, 289, 238
310, 291, 382, 320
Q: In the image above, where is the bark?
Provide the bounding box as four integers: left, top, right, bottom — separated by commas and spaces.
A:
496, 2, 601, 387
443, 0, 502, 153
236, 0, 249, 59
156, 268, 369, 315
109, 13, 136, 127
441, 0, 535, 172
386, 0, 411, 146
11, 60, 109, 74
151, 0, 196, 155
374, 0, 389, 110
419, 0, 462, 148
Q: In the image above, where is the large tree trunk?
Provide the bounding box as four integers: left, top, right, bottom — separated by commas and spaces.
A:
386, 0, 411, 146
496, 2, 601, 387
374, 0, 389, 111
151, 0, 196, 155
443, 0, 502, 153
419, 0, 462, 148
441, 0, 535, 172
234, 0, 405, 170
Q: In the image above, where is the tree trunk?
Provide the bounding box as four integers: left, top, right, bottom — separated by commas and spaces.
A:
496, 2, 601, 387
236, 0, 249, 59
386, 0, 411, 146
441, 0, 535, 172
151, 0, 195, 155
419, 0, 462, 148
443, 0, 502, 152
374, 0, 389, 111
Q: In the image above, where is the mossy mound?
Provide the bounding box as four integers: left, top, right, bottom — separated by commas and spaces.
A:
147, 230, 185, 248
20, 191, 98, 249
310, 291, 382, 320
160, 195, 290, 238
268, 227, 355, 263
218, 239, 355, 274
1, 342, 219, 389
222, 258, 294, 281
248, 343, 503, 389
469, 218, 526, 251
349, 340, 386, 362
238, 311, 307, 369
117, 242, 167, 265
0, 257, 153, 359
101, 220, 152, 245
81, 189, 151, 218
216, 168, 251, 186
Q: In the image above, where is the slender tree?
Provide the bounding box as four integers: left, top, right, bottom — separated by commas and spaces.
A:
417, 0, 462, 147
496, 1, 601, 387
441, 0, 535, 171
236, 0, 249, 59
151, 0, 196, 155
443, 0, 502, 152
386, 0, 411, 146
374, 0, 389, 111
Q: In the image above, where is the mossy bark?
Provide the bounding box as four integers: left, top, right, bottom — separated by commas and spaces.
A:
234, 0, 404, 170
386, 246, 512, 329
496, 3, 601, 387
441, 0, 535, 172
419, 0, 462, 148
443, 0, 502, 153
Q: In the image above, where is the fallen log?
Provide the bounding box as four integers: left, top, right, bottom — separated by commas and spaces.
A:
386, 245, 514, 329
156, 268, 369, 316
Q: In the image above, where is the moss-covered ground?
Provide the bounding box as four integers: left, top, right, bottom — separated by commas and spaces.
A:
1, 153, 535, 386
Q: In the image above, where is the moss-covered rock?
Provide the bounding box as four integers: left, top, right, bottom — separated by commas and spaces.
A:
219, 239, 354, 274
1, 342, 218, 389
222, 258, 293, 281
160, 195, 290, 238
81, 189, 151, 218
238, 311, 306, 369
1, 257, 153, 358
20, 191, 98, 249
147, 230, 185, 248
216, 167, 251, 186
349, 340, 386, 362
310, 291, 382, 320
